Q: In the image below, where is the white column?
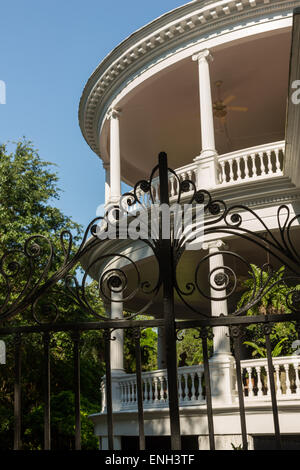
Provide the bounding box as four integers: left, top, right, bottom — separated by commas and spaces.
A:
202, 240, 235, 404
192, 50, 218, 188
202, 240, 231, 357
157, 327, 167, 370
103, 162, 111, 206
110, 291, 125, 373
107, 108, 121, 204
102, 292, 125, 413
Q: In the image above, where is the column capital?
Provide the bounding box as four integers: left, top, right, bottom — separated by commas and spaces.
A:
202, 239, 227, 251
192, 49, 213, 64
107, 107, 121, 120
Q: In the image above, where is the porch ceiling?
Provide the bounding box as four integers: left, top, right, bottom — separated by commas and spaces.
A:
112, 29, 291, 186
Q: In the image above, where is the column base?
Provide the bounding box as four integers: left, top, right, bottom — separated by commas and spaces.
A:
209, 354, 237, 404
194, 152, 219, 189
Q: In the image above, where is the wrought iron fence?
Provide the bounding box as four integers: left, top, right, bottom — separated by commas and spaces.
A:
0, 152, 300, 450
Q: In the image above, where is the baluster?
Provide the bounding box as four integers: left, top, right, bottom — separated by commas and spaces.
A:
187, 170, 193, 185
247, 367, 254, 398
184, 373, 189, 402
256, 366, 263, 397
148, 377, 153, 403
153, 183, 158, 203
220, 161, 226, 184
159, 376, 163, 402
190, 372, 196, 401
170, 176, 175, 198
123, 382, 128, 405
274, 364, 282, 397
128, 381, 132, 404
228, 159, 234, 182
193, 169, 197, 186
251, 153, 257, 178
244, 155, 250, 179
178, 374, 184, 403
284, 364, 292, 395
128, 381, 132, 405
127, 381, 131, 404
120, 382, 124, 405
198, 371, 204, 400
266, 150, 272, 174
293, 361, 300, 395
236, 157, 242, 181
265, 365, 271, 396
121, 382, 125, 405
259, 152, 266, 176
154, 377, 159, 402
164, 376, 168, 402
275, 149, 282, 174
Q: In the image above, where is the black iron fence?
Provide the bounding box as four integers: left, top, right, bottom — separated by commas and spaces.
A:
0, 153, 300, 450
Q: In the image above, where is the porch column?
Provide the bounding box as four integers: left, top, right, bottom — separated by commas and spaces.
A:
157, 326, 167, 370
107, 108, 121, 205
110, 291, 125, 373
103, 291, 125, 413
192, 50, 218, 188
202, 240, 231, 356
103, 162, 111, 206
202, 240, 235, 404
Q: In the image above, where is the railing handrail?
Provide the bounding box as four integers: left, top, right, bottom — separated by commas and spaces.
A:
218, 140, 285, 163
117, 363, 204, 383
240, 354, 300, 368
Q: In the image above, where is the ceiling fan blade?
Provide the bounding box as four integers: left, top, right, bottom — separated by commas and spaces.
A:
223, 95, 235, 105
228, 106, 248, 112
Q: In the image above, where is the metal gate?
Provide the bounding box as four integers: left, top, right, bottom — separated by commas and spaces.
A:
1, 151, 300, 451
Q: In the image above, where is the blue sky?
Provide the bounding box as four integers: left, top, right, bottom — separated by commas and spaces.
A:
0, 0, 186, 230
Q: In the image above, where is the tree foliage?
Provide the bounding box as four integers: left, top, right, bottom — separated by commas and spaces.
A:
237, 264, 300, 358
0, 140, 105, 449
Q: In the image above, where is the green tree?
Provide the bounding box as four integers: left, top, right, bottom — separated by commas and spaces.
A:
176, 329, 213, 366
0, 139, 81, 251
237, 264, 300, 358
0, 140, 104, 450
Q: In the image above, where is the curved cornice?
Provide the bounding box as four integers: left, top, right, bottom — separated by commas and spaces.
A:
79, 0, 300, 157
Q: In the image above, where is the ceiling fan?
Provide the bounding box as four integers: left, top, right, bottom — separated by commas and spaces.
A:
213, 80, 248, 146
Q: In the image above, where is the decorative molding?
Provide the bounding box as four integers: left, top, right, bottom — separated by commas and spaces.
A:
107, 108, 121, 121
202, 239, 226, 251
192, 48, 213, 63
79, 0, 300, 157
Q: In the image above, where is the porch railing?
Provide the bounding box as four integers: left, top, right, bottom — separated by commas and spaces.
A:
218, 141, 284, 185
101, 365, 205, 412
128, 141, 285, 210
101, 354, 300, 413
119, 365, 205, 410
240, 355, 300, 400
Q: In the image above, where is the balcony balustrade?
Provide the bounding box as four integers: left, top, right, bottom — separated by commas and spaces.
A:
241, 355, 300, 400
100, 355, 300, 413
127, 141, 285, 212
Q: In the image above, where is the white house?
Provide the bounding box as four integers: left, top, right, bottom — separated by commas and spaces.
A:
78, 0, 300, 450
